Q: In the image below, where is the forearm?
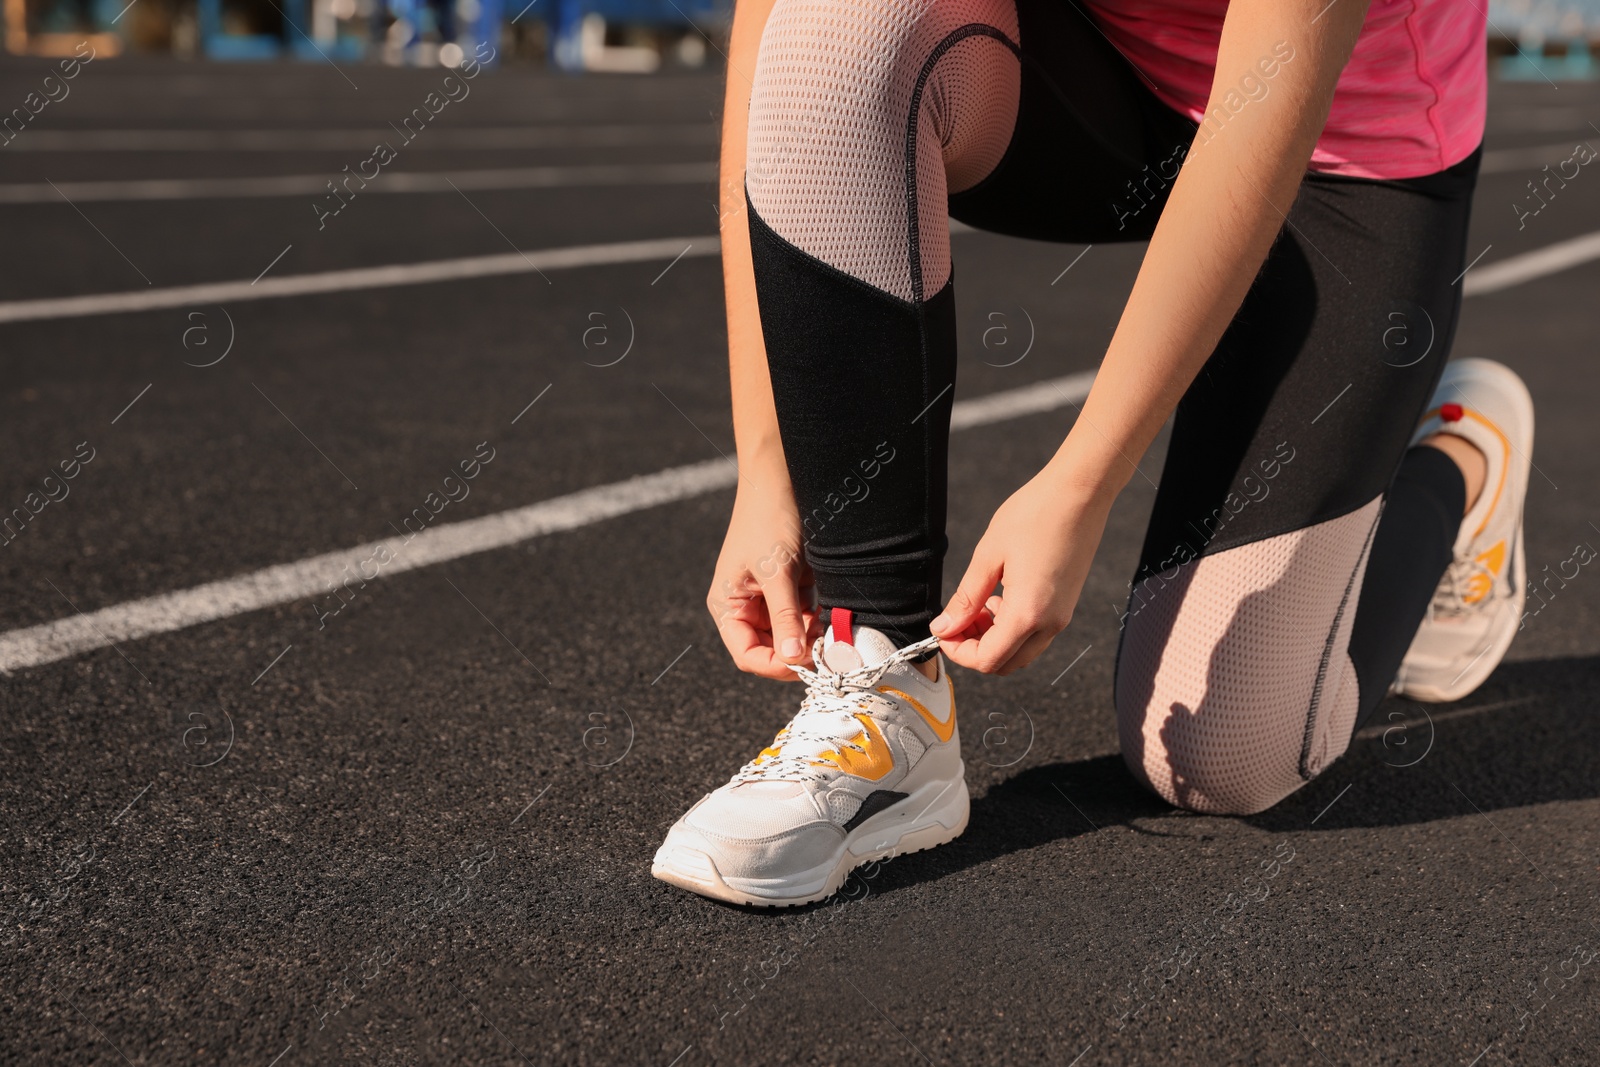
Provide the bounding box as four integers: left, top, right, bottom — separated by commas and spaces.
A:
718, 0, 789, 491
1046, 0, 1370, 500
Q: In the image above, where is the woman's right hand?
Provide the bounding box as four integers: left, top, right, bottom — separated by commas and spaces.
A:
707, 484, 821, 681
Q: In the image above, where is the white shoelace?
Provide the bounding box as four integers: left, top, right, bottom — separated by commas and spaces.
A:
1432, 554, 1496, 616
730, 635, 940, 784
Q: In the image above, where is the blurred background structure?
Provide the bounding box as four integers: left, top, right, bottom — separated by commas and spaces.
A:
5, 0, 1600, 76
1495, 0, 1600, 78
1, 0, 727, 70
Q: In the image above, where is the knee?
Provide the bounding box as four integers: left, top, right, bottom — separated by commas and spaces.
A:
1117, 694, 1309, 816
747, 0, 1020, 151
1113, 522, 1379, 815
1114, 579, 1340, 817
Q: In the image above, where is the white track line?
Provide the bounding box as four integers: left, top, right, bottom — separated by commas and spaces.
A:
0, 236, 722, 325
0, 373, 1096, 674
3, 124, 716, 152
0, 162, 716, 205
4, 220, 1595, 329
1463, 229, 1600, 295
2, 223, 1597, 671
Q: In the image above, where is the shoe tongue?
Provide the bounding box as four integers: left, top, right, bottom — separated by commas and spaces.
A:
821, 623, 899, 673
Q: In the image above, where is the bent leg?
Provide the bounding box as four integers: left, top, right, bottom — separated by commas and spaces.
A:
745, 0, 1192, 646
1115, 152, 1480, 816
745, 0, 1023, 646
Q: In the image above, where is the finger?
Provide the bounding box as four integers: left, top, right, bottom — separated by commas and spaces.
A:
760, 572, 811, 665
804, 607, 826, 646
993, 627, 1057, 675
937, 600, 998, 669
932, 550, 1002, 638
712, 595, 798, 682
729, 624, 803, 680
946, 599, 1036, 674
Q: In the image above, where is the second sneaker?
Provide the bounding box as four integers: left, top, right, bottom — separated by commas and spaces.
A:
1394, 358, 1535, 702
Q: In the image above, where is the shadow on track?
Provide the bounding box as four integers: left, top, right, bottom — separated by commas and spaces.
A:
1254, 654, 1600, 833
865, 655, 1598, 899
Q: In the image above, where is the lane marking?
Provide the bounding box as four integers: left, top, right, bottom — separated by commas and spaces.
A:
0, 372, 1096, 673
0, 162, 716, 205
444, 176, 554, 284
1352, 695, 1538, 737
0, 236, 722, 325
1463, 229, 1600, 295
0, 124, 717, 152
5, 222, 1596, 329
44, 576, 152, 684
2, 223, 1598, 671
1452, 244, 1493, 286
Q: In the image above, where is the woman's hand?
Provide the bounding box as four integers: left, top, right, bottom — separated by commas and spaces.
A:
931, 471, 1114, 674
923, 0, 1371, 680
707, 483, 823, 680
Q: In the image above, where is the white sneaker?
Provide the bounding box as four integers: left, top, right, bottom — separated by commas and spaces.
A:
1394, 358, 1535, 702
652, 610, 968, 907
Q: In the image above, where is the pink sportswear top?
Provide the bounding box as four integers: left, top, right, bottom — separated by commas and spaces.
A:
1082, 0, 1487, 179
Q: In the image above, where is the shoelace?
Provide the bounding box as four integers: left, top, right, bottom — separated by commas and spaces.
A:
1431, 553, 1496, 616
730, 635, 941, 784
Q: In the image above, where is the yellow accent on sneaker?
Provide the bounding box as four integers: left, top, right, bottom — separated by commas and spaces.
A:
810, 713, 895, 781
1463, 539, 1506, 605
877, 682, 957, 743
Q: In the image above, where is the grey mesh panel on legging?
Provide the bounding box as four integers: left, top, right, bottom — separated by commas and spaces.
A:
1116, 501, 1382, 815
746, 0, 1021, 302
743, 0, 1478, 816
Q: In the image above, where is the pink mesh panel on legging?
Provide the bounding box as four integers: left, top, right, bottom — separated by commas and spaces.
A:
1115, 498, 1384, 816
745, 0, 1021, 301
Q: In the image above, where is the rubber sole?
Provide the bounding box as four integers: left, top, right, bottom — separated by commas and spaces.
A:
651, 775, 970, 908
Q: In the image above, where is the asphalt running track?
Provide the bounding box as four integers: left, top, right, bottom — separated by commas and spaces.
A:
1, 57, 1599, 1067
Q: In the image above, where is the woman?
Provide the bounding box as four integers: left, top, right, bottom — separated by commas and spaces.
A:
653, 0, 1534, 906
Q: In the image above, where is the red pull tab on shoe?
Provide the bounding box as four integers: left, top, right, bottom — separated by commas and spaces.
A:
1439, 402, 1464, 422
830, 607, 854, 645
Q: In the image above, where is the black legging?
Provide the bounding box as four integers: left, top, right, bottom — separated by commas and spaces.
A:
743, 0, 1474, 813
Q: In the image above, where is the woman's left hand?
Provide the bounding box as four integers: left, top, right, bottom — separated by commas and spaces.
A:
930, 469, 1114, 675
